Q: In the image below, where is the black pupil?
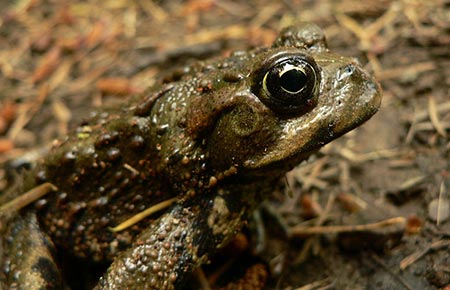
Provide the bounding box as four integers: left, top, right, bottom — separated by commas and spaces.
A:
279, 69, 306, 93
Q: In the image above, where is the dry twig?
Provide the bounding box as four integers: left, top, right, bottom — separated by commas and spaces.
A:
109, 197, 178, 232
290, 217, 406, 236
400, 239, 450, 270
0, 183, 58, 215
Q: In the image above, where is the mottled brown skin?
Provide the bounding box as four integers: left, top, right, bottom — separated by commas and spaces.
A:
1, 23, 381, 289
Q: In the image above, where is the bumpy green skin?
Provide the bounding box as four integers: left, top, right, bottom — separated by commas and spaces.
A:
1, 23, 381, 289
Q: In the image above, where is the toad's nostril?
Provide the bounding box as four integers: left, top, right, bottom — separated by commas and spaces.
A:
336, 64, 357, 82
344, 64, 355, 74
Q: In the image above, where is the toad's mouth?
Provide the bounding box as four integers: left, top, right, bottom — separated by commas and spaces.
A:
243, 60, 381, 173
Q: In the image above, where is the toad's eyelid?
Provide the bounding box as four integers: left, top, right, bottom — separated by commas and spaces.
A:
278, 63, 304, 77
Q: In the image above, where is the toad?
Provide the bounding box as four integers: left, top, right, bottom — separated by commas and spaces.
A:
0, 23, 381, 289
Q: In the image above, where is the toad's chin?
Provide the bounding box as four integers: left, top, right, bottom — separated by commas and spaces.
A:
240, 149, 319, 179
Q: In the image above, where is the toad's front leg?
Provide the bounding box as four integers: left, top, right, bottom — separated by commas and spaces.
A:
2, 211, 62, 290
96, 188, 259, 290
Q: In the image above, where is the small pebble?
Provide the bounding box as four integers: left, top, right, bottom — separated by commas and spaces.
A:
428, 198, 450, 223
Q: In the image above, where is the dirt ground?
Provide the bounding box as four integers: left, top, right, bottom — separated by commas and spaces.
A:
0, 0, 449, 289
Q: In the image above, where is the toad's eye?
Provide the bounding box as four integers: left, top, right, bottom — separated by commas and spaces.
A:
252, 53, 320, 114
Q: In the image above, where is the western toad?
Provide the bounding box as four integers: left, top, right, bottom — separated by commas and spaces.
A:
0, 23, 381, 289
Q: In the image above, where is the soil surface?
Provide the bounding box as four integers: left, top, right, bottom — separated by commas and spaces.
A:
0, 1, 449, 289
